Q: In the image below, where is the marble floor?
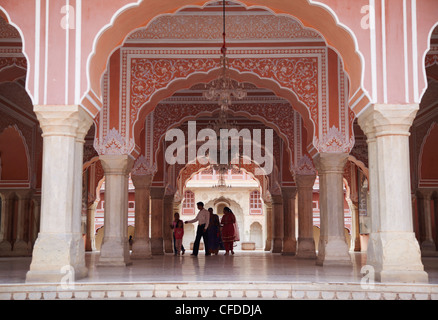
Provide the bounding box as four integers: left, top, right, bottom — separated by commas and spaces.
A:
1, 250, 438, 285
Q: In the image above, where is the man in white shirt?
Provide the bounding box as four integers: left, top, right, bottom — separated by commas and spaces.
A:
185, 201, 210, 256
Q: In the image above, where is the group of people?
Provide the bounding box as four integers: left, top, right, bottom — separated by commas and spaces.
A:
170, 202, 239, 256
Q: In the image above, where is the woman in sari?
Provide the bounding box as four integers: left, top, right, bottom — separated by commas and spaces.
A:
207, 208, 221, 255
220, 207, 237, 255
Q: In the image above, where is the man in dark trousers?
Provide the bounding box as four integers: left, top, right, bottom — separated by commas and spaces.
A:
185, 202, 210, 256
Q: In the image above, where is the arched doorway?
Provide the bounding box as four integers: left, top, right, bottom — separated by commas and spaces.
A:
250, 222, 263, 249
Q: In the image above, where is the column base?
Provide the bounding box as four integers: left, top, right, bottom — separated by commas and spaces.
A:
0, 240, 12, 256
271, 238, 283, 253
164, 239, 173, 254
367, 231, 429, 283
26, 233, 88, 283
12, 240, 31, 256
420, 240, 438, 257
316, 237, 352, 266
296, 237, 317, 259
98, 238, 132, 267
281, 239, 296, 255
151, 238, 164, 255
264, 239, 272, 251
131, 238, 152, 260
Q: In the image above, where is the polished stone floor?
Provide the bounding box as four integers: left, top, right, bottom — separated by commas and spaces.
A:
1, 250, 438, 285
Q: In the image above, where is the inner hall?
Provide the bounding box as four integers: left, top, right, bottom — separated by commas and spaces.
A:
0, 0, 438, 300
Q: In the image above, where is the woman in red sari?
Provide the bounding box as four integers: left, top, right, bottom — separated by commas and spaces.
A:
221, 207, 236, 255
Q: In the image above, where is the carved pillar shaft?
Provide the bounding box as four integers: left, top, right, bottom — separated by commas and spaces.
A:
150, 187, 165, 255
264, 202, 272, 251
131, 174, 153, 259
295, 174, 317, 259
314, 152, 351, 266
97, 154, 133, 267
13, 191, 31, 255
417, 189, 436, 255
271, 194, 283, 253
282, 187, 297, 255
85, 202, 97, 252
0, 192, 13, 254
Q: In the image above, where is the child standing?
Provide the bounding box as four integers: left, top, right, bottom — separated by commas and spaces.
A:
174, 220, 184, 255
170, 212, 185, 255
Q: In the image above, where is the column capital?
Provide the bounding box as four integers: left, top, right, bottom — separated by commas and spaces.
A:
76, 106, 94, 143
99, 154, 134, 175
359, 104, 419, 138
131, 174, 153, 190
295, 174, 316, 189
417, 188, 433, 200
357, 105, 377, 140
14, 189, 32, 200
150, 187, 166, 199
164, 194, 175, 202
34, 105, 81, 137
281, 186, 297, 199
313, 152, 348, 174
271, 194, 283, 204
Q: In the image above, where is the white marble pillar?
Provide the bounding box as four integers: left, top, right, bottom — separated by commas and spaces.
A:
314, 153, 352, 266
282, 187, 297, 255
97, 154, 133, 266
295, 174, 317, 259
71, 108, 93, 257
357, 107, 380, 268
417, 189, 436, 256
131, 174, 153, 259
358, 104, 428, 283
26, 105, 89, 282
271, 194, 284, 253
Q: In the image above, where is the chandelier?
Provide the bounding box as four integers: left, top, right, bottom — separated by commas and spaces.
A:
210, 112, 236, 190
203, 0, 247, 112
212, 166, 232, 190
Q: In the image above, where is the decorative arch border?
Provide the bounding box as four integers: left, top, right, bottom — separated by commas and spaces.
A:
84, 0, 366, 110
149, 102, 300, 176
0, 7, 34, 104
92, 2, 359, 160
420, 22, 438, 102
129, 66, 316, 157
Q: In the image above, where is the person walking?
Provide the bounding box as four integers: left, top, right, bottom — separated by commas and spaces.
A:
185, 202, 210, 256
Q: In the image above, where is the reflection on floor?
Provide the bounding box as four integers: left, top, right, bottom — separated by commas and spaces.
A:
0, 251, 437, 300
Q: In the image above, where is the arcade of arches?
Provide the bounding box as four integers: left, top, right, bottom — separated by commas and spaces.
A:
0, 0, 437, 286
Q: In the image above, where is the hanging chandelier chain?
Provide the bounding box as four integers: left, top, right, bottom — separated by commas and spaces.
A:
203, 0, 246, 110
